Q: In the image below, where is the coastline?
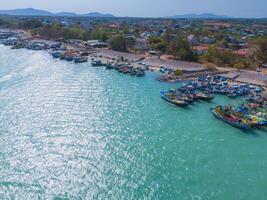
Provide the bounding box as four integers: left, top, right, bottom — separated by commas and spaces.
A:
1, 28, 266, 89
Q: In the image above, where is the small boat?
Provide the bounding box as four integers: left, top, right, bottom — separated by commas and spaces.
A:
227, 92, 238, 98
65, 56, 74, 62
196, 92, 214, 101
74, 56, 88, 63
136, 71, 145, 77
160, 91, 189, 107
106, 63, 114, 69
211, 106, 251, 129
51, 51, 63, 59
91, 60, 103, 66
130, 70, 137, 76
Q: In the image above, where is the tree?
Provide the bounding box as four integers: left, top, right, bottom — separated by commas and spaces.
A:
19, 19, 42, 29
233, 62, 243, 71
167, 35, 195, 61
203, 45, 235, 66
254, 37, 267, 67
233, 58, 254, 70
110, 34, 127, 52
149, 36, 166, 52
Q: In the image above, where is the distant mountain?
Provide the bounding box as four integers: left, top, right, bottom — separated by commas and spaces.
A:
167, 13, 232, 19
0, 8, 115, 17
0, 8, 53, 16
55, 12, 77, 17
83, 12, 114, 17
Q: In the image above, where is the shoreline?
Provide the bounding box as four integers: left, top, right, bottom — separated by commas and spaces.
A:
0, 28, 266, 89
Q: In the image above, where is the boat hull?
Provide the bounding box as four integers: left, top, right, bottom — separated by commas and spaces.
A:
160, 91, 189, 107
210, 108, 251, 130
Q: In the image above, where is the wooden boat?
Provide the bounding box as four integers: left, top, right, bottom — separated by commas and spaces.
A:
248, 115, 267, 126
211, 106, 251, 129
196, 92, 214, 101
136, 71, 145, 77
74, 56, 88, 63
106, 63, 114, 69
91, 60, 102, 66
160, 91, 189, 107
65, 56, 74, 62
130, 70, 137, 76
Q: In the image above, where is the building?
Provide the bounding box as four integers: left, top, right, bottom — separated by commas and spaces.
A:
201, 37, 216, 44
187, 34, 198, 46
87, 40, 108, 48
193, 46, 209, 55
135, 38, 149, 50
234, 48, 253, 57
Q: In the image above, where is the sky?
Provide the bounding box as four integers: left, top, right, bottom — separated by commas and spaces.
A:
0, 0, 266, 18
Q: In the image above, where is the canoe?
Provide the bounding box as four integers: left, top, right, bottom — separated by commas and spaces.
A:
210, 107, 251, 129
160, 91, 189, 107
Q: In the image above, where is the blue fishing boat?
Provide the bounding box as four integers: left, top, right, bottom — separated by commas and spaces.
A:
51, 51, 63, 59
74, 56, 88, 63
160, 91, 189, 107
65, 56, 74, 62
210, 106, 251, 129
196, 92, 214, 101
91, 60, 103, 66
106, 63, 114, 69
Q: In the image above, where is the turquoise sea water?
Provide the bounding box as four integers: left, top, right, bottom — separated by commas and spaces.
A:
0, 45, 266, 199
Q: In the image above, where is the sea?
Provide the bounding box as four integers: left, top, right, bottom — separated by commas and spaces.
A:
0, 45, 266, 199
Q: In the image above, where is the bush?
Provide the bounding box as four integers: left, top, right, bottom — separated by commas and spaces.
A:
205, 64, 217, 71
174, 69, 183, 76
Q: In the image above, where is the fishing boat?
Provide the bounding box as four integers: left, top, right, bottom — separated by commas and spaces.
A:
160, 91, 189, 107
51, 51, 63, 59
106, 63, 114, 69
91, 60, 103, 67
196, 92, 214, 101
74, 56, 88, 63
136, 71, 145, 77
65, 56, 74, 62
210, 106, 251, 129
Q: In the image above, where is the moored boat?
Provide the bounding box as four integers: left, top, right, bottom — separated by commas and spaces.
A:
160, 91, 189, 107
196, 92, 214, 101
211, 106, 251, 129
74, 56, 88, 63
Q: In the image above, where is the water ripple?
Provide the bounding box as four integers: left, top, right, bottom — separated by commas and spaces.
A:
0, 45, 267, 199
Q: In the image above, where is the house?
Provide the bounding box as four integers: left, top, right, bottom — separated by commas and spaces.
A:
187, 34, 198, 46
201, 37, 216, 44
108, 24, 120, 29
135, 38, 149, 50
234, 48, 253, 57
193, 46, 209, 55
204, 22, 231, 31
140, 32, 151, 38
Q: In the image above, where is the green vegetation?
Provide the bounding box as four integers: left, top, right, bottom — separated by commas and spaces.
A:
149, 36, 166, 52
110, 34, 128, 52
205, 64, 217, 71
203, 46, 235, 66
174, 69, 183, 76
254, 37, 267, 67
167, 35, 196, 61
31, 24, 91, 40
91, 28, 109, 41
19, 19, 42, 29
0, 16, 266, 70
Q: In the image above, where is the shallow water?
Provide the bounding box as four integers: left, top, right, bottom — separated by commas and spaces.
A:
0, 45, 266, 199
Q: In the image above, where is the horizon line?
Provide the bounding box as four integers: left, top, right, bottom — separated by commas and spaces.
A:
0, 7, 267, 19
